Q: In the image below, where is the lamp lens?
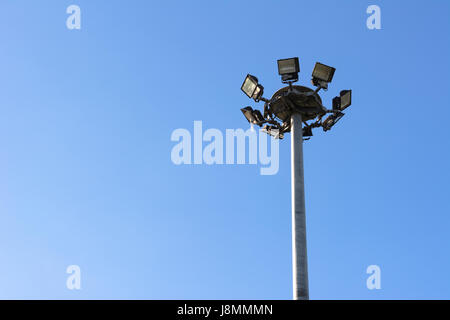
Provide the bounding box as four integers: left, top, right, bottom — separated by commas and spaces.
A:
278, 58, 299, 75
312, 63, 335, 82
340, 90, 351, 110
242, 76, 257, 98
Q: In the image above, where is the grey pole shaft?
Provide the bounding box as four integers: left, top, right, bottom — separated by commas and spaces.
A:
291, 112, 309, 300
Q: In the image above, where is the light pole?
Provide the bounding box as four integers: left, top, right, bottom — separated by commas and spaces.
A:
240, 57, 352, 300
291, 112, 308, 300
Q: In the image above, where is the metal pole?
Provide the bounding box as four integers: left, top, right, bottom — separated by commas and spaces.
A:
291, 112, 309, 300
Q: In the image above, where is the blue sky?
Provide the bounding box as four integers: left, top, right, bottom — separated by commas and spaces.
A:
0, 0, 449, 299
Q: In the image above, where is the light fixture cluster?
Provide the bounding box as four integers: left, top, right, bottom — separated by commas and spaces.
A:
240, 57, 353, 140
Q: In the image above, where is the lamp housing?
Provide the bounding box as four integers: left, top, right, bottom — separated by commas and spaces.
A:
312, 62, 335, 82
322, 112, 344, 132
241, 106, 256, 124
312, 62, 335, 89
241, 74, 259, 99
339, 90, 352, 110
332, 90, 352, 111
303, 126, 313, 137
277, 57, 300, 83
240, 106, 264, 126
262, 125, 284, 139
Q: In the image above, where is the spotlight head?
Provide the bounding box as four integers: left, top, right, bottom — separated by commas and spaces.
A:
303, 126, 313, 137
322, 112, 344, 132
277, 57, 300, 83
241, 74, 258, 98
322, 115, 335, 132
262, 125, 284, 139
312, 62, 335, 82
241, 106, 256, 124
240, 106, 264, 126
312, 62, 336, 89
241, 74, 264, 102
332, 90, 352, 111
339, 90, 352, 110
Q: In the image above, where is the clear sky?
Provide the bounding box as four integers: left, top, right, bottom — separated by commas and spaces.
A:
0, 0, 449, 299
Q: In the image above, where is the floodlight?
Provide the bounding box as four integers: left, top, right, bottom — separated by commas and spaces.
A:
241, 74, 259, 99
312, 62, 335, 82
339, 90, 352, 110
241, 106, 256, 124
332, 90, 352, 111
241, 106, 265, 126
322, 112, 344, 132
312, 62, 335, 89
263, 125, 284, 139
303, 126, 313, 137
322, 115, 335, 132
278, 57, 300, 83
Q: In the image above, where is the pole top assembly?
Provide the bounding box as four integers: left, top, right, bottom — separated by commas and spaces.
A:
240, 57, 353, 141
